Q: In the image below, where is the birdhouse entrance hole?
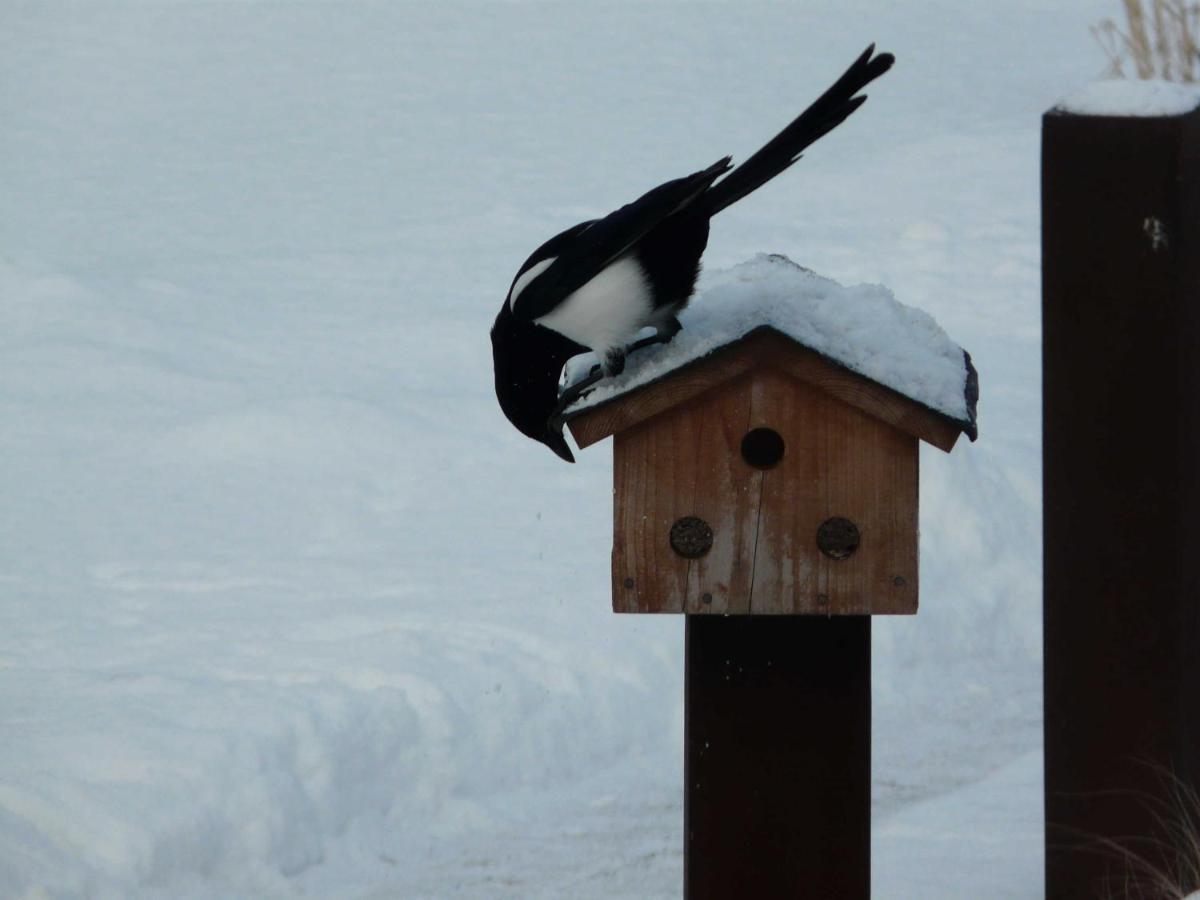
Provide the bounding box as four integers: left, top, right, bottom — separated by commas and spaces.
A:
740, 427, 785, 469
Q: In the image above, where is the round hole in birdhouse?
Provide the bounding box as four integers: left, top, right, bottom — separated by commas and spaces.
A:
740, 427, 785, 469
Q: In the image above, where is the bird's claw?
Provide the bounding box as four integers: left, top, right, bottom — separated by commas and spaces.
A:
547, 321, 683, 449
551, 364, 604, 425
602, 348, 626, 377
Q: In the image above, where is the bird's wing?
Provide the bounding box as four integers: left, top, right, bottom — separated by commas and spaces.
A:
509, 156, 733, 323
506, 220, 596, 297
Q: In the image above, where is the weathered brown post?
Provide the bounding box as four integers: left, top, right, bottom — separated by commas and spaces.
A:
1042, 96, 1200, 897
564, 324, 976, 898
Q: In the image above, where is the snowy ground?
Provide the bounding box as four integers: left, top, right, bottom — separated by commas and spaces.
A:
1, 1, 1101, 896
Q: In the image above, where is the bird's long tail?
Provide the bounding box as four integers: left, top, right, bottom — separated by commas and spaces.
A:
701, 44, 894, 216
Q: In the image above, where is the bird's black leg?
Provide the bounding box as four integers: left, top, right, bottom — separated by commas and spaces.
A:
628, 316, 682, 355
549, 317, 682, 431
602, 347, 626, 377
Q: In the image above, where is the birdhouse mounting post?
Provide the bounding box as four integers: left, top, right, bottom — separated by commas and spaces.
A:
564, 278, 975, 900
685, 614, 871, 899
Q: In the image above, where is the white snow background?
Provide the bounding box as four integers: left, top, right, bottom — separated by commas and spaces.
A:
1, 1, 1102, 896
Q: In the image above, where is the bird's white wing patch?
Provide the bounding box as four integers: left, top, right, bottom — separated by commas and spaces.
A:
508, 257, 556, 310
534, 255, 652, 354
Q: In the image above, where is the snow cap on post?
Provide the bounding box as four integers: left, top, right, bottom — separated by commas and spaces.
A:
1053, 79, 1200, 118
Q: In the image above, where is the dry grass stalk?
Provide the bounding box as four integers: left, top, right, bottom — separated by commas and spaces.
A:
1092, 0, 1200, 82
1055, 763, 1200, 899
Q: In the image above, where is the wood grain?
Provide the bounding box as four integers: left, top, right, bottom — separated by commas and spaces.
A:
612, 374, 760, 614
755, 369, 918, 615
609, 363, 918, 615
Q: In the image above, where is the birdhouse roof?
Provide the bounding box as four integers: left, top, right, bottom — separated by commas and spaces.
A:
562, 254, 978, 452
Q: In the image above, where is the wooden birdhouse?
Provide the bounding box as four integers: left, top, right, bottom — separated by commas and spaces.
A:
560, 259, 978, 617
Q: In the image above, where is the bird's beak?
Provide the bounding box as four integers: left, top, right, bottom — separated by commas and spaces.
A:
546, 423, 575, 463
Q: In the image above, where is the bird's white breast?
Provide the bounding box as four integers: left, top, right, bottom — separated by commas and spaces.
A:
534, 255, 652, 354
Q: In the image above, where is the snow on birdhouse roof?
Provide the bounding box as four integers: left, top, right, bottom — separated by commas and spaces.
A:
563, 254, 977, 439
1054, 79, 1200, 118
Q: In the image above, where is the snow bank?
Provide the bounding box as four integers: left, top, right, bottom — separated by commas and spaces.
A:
565, 254, 974, 428
1055, 79, 1200, 117
2, 1, 1049, 896
874, 750, 1043, 898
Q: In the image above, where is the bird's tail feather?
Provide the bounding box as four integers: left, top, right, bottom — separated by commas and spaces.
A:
701, 45, 894, 216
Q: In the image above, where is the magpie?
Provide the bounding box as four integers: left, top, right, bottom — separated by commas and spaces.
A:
492, 45, 894, 462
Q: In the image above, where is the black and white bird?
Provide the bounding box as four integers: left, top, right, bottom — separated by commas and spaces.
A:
491, 45, 894, 462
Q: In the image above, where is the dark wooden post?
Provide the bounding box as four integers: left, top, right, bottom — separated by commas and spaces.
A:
1042, 102, 1200, 898
685, 615, 871, 899
563, 283, 974, 900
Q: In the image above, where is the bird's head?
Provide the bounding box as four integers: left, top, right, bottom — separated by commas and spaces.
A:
491, 305, 586, 463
